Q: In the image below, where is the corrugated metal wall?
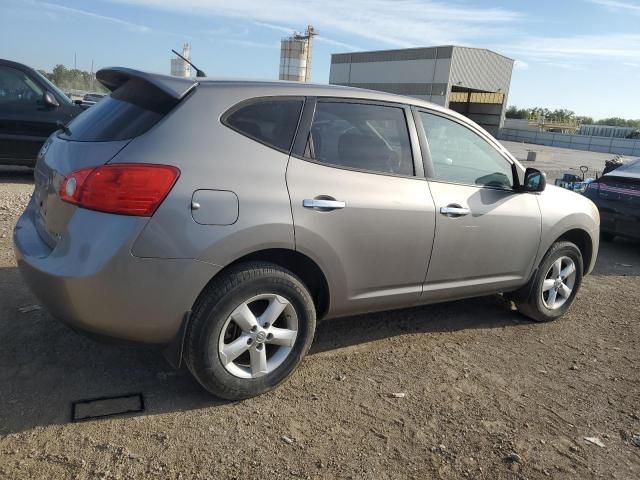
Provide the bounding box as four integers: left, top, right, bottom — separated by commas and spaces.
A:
449, 47, 514, 129
329, 47, 452, 106
449, 47, 513, 93
328, 46, 514, 127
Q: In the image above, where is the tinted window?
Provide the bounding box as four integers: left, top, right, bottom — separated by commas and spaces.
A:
0, 66, 43, 105
225, 99, 303, 151
420, 112, 513, 188
60, 78, 178, 142
306, 102, 414, 176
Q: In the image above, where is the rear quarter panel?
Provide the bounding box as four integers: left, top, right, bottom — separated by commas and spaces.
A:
112, 86, 296, 266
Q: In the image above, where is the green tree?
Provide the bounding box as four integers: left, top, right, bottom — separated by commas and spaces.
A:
596, 117, 640, 128
506, 106, 638, 127
575, 116, 594, 125
39, 64, 106, 93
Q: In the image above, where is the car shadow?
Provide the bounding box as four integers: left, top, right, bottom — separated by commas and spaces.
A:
592, 237, 640, 277
1, 235, 633, 434
0, 166, 34, 185
0, 265, 530, 435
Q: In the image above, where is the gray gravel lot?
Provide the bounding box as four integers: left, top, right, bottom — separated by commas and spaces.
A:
0, 145, 639, 479
499, 140, 629, 183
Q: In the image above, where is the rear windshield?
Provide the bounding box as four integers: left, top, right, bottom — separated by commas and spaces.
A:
59, 78, 181, 142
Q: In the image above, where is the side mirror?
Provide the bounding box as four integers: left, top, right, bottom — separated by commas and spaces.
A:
43, 91, 59, 108
522, 168, 546, 192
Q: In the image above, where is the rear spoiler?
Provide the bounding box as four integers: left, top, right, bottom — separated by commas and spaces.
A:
96, 67, 197, 99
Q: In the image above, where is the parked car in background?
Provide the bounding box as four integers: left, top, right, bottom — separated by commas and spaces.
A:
14, 67, 600, 400
584, 158, 640, 241
0, 59, 84, 167
82, 92, 105, 107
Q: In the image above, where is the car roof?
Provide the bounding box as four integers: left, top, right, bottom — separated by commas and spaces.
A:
0, 58, 35, 73
96, 67, 469, 125
197, 76, 456, 112
605, 158, 640, 179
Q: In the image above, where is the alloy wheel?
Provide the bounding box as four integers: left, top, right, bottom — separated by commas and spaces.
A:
218, 294, 298, 379
541, 256, 576, 310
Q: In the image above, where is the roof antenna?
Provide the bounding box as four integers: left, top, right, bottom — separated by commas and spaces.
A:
171, 48, 206, 78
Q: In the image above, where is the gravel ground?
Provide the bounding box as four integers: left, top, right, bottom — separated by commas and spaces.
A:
498, 140, 632, 184
0, 163, 639, 479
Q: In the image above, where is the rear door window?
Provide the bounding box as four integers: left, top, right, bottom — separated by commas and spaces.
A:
305, 101, 414, 176
224, 98, 303, 152
59, 78, 180, 142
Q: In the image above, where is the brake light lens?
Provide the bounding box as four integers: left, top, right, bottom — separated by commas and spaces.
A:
60, 164, 180, 216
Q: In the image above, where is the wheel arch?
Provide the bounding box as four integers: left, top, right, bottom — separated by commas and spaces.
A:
506, 226, 595, 305
555, 228, 594, 275
202, 248, 331, 320
166, 248, 330, 370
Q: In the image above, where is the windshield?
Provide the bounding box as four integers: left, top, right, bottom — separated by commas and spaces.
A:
33, 70, 73, 106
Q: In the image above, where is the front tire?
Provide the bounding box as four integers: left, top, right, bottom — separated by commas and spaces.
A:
185, 262, 316, 400
516, 241, 583, 322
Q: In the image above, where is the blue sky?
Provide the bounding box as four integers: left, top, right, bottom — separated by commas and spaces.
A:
1, 0, 639, 119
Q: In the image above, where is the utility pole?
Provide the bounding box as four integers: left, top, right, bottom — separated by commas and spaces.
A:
74, 52, 77, 70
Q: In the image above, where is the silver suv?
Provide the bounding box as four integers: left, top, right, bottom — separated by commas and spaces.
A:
14, 68, 600, 399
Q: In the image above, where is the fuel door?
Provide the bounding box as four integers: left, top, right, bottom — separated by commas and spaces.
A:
191, 189, 239, 225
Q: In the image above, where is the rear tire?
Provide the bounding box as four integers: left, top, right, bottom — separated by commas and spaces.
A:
185, 262, 316, 400
515, 241, 583, 322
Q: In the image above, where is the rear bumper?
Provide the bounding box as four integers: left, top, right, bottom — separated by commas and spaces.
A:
13, 200, 221, 344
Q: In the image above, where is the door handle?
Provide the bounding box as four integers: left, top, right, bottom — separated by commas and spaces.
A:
440, 204, 470, 217
303, 198, 346, 211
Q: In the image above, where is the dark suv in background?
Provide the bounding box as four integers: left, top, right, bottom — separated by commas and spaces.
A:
0, 59, 84, 167
584, 158, 640, 241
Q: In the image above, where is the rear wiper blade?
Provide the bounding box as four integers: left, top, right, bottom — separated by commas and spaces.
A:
56, 121, 72, 136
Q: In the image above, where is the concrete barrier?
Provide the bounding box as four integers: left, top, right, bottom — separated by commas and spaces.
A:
498, 128, 640, 156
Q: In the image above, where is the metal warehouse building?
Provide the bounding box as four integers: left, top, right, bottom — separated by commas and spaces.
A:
329, 45, 514, 135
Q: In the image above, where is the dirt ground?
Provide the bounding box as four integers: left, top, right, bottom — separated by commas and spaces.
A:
0, 166, 639, 480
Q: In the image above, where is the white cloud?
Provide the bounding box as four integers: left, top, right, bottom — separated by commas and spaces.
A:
34, 0, 150, 32
254, 21, 361, 51
108, 0, 521, 48
586, 0, 640, 14
253, 21, 293, 35
503, 33, 640, 62
514, 60, 529, 70
315, 36, 361, 52
543, 62, 582, 71
223, 39, 279, 49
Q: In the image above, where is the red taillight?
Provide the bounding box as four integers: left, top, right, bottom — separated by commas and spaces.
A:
60, 164, 180, 216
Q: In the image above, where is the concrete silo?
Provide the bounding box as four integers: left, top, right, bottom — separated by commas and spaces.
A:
171, 43, 192, 78
279, 25, 317, 82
